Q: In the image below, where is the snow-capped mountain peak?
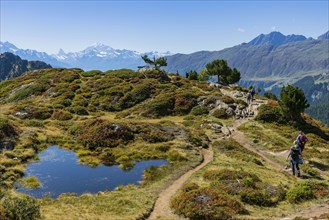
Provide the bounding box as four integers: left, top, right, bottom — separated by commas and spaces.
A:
0, 41, 19, 52
85, 43, 114, 52
0, 41, 172, 71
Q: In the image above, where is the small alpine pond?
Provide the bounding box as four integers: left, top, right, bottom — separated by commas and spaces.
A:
16, 146, 167, 198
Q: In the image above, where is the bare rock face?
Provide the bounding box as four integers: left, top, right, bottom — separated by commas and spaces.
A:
209, 123, 222, 133
221, 126, 231, 136
233, 92, 244, 98
226, 107, 235, 117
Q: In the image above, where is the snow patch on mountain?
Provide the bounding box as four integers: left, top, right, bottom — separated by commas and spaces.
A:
0, 41, 172, 71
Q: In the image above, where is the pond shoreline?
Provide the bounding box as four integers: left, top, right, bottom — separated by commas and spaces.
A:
16, 146, 168, 199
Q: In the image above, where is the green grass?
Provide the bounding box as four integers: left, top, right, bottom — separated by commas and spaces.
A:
18, 176, 41, 189
1, 68, 328, 219
171, 135, 329, 219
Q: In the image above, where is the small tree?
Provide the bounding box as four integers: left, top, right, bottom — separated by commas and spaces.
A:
198, 69, 210, 81
205, 59, 240, 84
279, 85, 309, 121
141, 55, 167, 70
205, 59, 231, 84
187, 70, 198, 80
227, 68, 241, 84
263, 92, 278, 100
257, 88, 262, 94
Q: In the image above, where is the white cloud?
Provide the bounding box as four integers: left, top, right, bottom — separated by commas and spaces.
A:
237, 27, 245, 33
271, 26, 277, 31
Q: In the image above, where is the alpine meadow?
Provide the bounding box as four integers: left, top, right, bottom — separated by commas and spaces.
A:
0, 1, 328, 220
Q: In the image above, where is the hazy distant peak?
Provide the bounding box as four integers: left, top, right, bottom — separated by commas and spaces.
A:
57, 48, 66, 55
0, 41, 19, 52
318, 31, 329, 39
248, 31, 307, 46
87, 43, 114, 51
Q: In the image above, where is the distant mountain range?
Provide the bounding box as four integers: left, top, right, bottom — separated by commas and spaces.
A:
1, 31, 328, 125
0, 52, 52, 81
0, 41, 171, 71
165, 31, 329, 100
166, 31, 328, 80
248, 32, 307, 46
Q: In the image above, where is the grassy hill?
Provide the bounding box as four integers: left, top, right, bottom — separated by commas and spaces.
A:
0, 68, 328, 219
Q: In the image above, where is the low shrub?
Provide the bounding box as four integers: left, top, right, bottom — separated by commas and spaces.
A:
106, 69, 142, 79
73, 106, 89, 115
0, 204, 10, 220
145, 93, 175, 117
221, 95, 235, 104
0, 118, 18, 149
77, 119, 134, 149
2, 194, 41, 220
9, 83, 49, 102
119, 83, 153, 109
212, 108, 228, 119
203, 96, 218, 106
263, 92, 278, 100
24, 120, 44, 127
240, 189, 275, 206
81, 70, 102, 77
190, 105, 209, 116
167, 150, 186, 162
61, 71, 80, 83
15, 106, 53, 120
286, 181, 316, 203
174, 92, 197, 115
171, 187, 246, 220
56, 98, 72, 107
255, 104, 283, 123
52, 110, 73, 120
235, 99, 248, 107
187, 130, 209, 147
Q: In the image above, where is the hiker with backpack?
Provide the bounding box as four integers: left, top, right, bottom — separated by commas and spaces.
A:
296, 131, 308, 152
246, 92, 252, 105
250, 87, 256, 100
286, 140, 303, 177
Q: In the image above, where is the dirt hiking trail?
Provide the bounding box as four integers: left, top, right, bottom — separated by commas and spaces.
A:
147, 91, 328, 220
148, 148, 213, 220
148, 92, 264, 220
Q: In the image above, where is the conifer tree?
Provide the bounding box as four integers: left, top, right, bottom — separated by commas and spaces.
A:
279, 85, 309, 120
205, 59, 240, 84
141, 55, 167, 70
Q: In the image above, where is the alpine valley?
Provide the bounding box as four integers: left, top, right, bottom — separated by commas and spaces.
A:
1, 31, 328, 125
1, 33, 329, 219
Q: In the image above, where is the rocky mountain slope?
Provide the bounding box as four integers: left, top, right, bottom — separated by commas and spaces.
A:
0, 52, 52, 81
0, 68, 328, 219
165, 31, 328, 82
164, 31, 329, 126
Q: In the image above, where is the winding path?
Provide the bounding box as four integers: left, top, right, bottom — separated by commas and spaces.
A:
148, 94, 264, 220
148, 148, 213, 220
147, 93, 328, 220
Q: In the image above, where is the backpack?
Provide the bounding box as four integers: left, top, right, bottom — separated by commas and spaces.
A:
300, 135, 307, 144
297, 135, 307, 146
290, 146, 300, 160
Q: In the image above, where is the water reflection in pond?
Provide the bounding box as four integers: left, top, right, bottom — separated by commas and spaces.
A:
17, 146, 167, 198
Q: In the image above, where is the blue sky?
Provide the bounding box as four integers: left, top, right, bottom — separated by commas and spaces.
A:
1, 0, 328, 54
